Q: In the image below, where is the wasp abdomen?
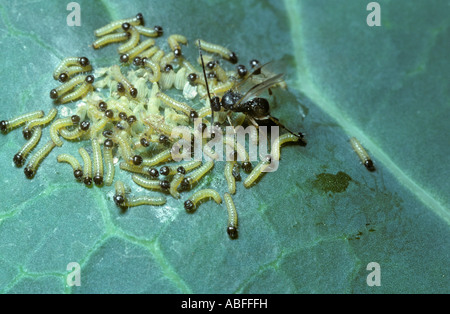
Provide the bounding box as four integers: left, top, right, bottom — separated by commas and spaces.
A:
248, 98, 270, 119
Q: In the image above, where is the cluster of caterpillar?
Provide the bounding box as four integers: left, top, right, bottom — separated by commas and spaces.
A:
0, 13, 305, 240
50, 57, 94, 103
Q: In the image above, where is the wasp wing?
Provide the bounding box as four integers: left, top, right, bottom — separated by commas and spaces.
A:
235, 73, 284, 106
233, 62, 272, 91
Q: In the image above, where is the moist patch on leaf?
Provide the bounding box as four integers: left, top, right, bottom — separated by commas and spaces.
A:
312, 171, 352, 193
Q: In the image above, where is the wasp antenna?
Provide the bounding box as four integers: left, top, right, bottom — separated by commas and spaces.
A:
268, 116, 305, 141
198, 40, 215, 134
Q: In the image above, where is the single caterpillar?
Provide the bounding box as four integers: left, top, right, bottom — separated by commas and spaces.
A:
109, 100, 134, 117
79, 147, 93, 186
117, 26, 140, 54
156, 92, 197, 117
56, 153, 83, 180
197, 106, 212, 119
160, 52, 175, 68
103, 139, 115, 186
167, 34, 187, 58
169, 173, 185, 199
93, 32, 129, 49
210, 80, 234, 95
50, 74, 86, 100
151, 49, 166, 65
120, 38, 155, 63
151, 50, 165, 65
110, 65, 138, 98
91, 138, 104, 185
94, 13, 144, 37
224, 192, 238, 239
58, 75, 94, 104
58, 64, 93, 82
163, 160, 202, 176
350, 137, 375, 171
50, 115, 80, 147
113, 131, 143, 166
135, 25, 163, 38
182, 59, 200, 77
271, 133, 301, 161
89, 116, 109, 137
203, 144, 219, 160
1, 110, 44, 134
141, 148, 172, 167
119, 162, 149, 176
186, 72, 206, 87
184, 188, 222, 212
181, 161, 214, 189
224, 161, 236, 194
132, 174, 166, 192
23, 108, 58, 139
13, 126, 42, 167
196, 53, 215, 66
139, 46, 159, 59
24, 140, 56, 179
113, 180, 127, 207
123, 195, 167, 208
53, 57, 90, 80
196, 39, 238, 64
243, 156, 272, 188
141, 57, 161, 83
59, 125, 86, 141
